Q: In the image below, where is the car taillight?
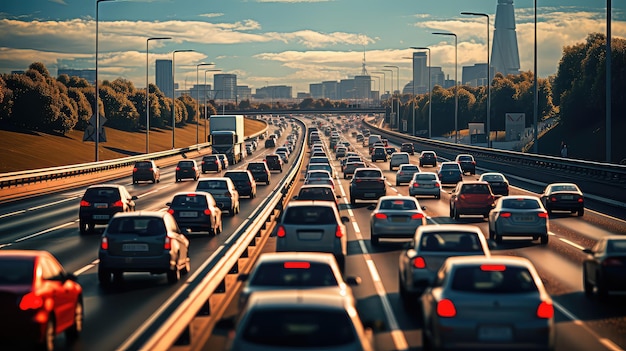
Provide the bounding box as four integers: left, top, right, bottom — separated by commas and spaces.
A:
374, 213, 387, 219
176, 167, 181, 171
203, 209, 211, 216
101, 237, 109, 250
480, 264, 506, 271
412, 256, 426, 269
276, 225, 286, 238
80, 200, 91, 207
437, 299, 456, 318
19, 292, 44, 310
435, 182, 441, 188
411, 213, 424, 220
335, 225, 343, 238
167, 209, 174, 215
133, 168, 138, 173
164, 236, 172, 250
499, 212, 512, 218
412, 183, 419, 187
577, 197, 584, 203
112, 200, 124, 208
536, 301, 554, 319
215, 161, 220, 165
538, 212, 548, 218
399, 172, 404, 175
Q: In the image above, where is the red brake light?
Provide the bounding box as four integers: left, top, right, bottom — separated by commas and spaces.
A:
499, 212, 512, 218
203, 209, 211, 216
536, 301, 554, 319
550, 197, 557, 202
112, 200, 124, 208
374, 213, 387, 219
577, 197, 584, 203
167, 209, 174, 215
276, 225, 286, 238
435, 182, 441, 188
133, 168, 138, 173
437, 299, 457, 318
187, 193, 196, 197
335, 225, 343, 238
101, 237, 109, 250
19, 292, 44, 310
412, 256, 426, 269
164, 236, 172, 250
80, 200, 91, 207
412, 183, 419, 187
411, 213, 424, 220
480, 264, 506, 271
176, 167, 181, 171
538, 212, 548, 218
284, 262, 311, 269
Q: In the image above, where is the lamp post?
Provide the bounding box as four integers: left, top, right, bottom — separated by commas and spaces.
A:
433, 32, 458, 143
171, 49, 194, 149
145, 36, 171, 154
371, 75, 380, 106
382, 69, 394, 129
372, 71, 387, 123
533, 0, 539, 154
384, 65, 400, 132
95, 0, 115, 162
411, 47, 432, 138
401, 57, 415, 135
461, 12, 491, 147
204, 69, 221, 142
196, 62, 214, 146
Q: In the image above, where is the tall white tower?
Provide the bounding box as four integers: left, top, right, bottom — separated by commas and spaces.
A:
491, 0, 521, 76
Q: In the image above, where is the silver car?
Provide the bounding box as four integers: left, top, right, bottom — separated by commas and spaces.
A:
488, 195, 549, 245
195, 177, 240, 217
369, 196, 427, 246
421, 256, 555, 351
389, 152, 410, 171
408, 172, 442, 199
395, 164, 420, 186
398, 224, 490, 305
275, 201, 349, 270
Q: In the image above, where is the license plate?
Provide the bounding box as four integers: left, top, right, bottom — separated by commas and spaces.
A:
297, 231, 323, 240
122, 243, 149, 252
422, 184, 433, 188
95, 203, 108, 209
561, 195, 574, 200
478, 326, 512, 341
391, 217, 407, 223
515, 216, 534, 222
92, 214, 109, 220
180, 211, 198, 218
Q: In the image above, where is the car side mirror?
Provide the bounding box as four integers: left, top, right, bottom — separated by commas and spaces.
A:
336, 194, 342, 199
421, 206, 427, 211
345, 276, 361, 286
166, 202, 172, 207
341, 216, 350, 223
367, 204, 376, 211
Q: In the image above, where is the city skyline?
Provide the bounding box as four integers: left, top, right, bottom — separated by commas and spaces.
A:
1, 0, 624, 95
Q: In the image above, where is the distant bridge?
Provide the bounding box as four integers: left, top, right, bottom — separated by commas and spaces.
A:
220, 107, 387, 116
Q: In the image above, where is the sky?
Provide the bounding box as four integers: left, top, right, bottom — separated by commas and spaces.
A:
0, 0, 625, 96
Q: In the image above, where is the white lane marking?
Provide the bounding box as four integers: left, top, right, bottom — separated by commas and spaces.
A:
553, 300, 624, 351
73, 259, 99, 276
29, 196, 79, 211
559, 237, 586, 251
0, 210, 26, 219
14, 222, 75, 242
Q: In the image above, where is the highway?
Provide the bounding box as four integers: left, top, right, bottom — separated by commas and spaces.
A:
1, 115, 625, 351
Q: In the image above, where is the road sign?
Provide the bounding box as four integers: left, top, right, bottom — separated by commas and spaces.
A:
83, 114, 107, 142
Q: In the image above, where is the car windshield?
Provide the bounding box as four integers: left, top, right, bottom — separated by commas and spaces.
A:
502, 198, 541, 209
419, 232, 484, 253
379, 199, 417, 210
451, 266, 537, 294
241, 309, 355, 346
283, 206, 337, 225
551, 185, 579, 192
107, 217, 165, 236
171, 194, 208, 208
0, 259, 34, 285
249, 262, 338, 287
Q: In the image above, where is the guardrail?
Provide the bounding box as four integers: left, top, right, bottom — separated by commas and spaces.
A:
118, 119, 306, 350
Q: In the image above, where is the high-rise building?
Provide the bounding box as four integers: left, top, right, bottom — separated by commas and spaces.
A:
309, 83, 323, 99
354, 75, 371, 100
155, 59, 172, 97
322, 81, 338, 100
237, 85, 252, 100
214, 74, 237, 100
462, 63, 492, 86
413, 52, 428, 94
339, 79, 355, 100
492, 0, 521, 76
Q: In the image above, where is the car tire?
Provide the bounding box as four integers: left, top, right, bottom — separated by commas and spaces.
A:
65, 299, 84, 342
583, 268, 594, 298
596, 275, 608, 297
167, 263, 180, 284
540, 234, 549, 245
216, 220, 223, 235
578, 208, 585, 216
350, 194, 356, 206
229, 207, 236, 217
79, 220, 88, 235
396, 181, 400, 186
449, 206, 454, 218
266, 180, 271, 185
181, 258, 191, 275
494, 232, 503, 244
371, 233, 379, 246
98, 268, 111, 286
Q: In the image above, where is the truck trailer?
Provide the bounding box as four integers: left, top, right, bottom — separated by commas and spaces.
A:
209, 115, 245, 164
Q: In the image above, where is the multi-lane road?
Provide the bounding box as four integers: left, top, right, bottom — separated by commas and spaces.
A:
1, 116, 626, 351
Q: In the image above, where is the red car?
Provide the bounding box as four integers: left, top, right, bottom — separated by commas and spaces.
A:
0, 250, 83, 351
449, 181, 498, 220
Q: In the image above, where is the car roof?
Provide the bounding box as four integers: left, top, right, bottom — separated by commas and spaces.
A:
416, 224, 484, 236
285, 200, 337, 208
245, 289, 350, 310
256, 252, 337, 265
111, 210, 168, 219
198, 177, 232, 183
444, 255, 533, 269
300, 184, 334, 190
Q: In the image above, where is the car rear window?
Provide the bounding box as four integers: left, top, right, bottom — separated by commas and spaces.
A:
135, 162, 152, 168
501, 199, 541, 209
250, 262, 338, 287
172, 194, 208, 208
241, 309, 355, 347
0, 259, 34, 285
354, 169, 382, 178
248, 163, 267, 171
83, 188, 121, 201
380, 199, 417, 210
458, 156, 473, 161
482, 174, 504, 182
298, 188, 335, 201
451, 266, 537, 293
283, 206, 337, 225
197, 181, 227, 190
420, 233, 484, 253
400, 165, 419, 172
414, 174, 436, 181
225, 172, 249, 180
607, 240, 626, 253
203, 156, 218, 161
178, 161, 195, 167
461, 184, 491, 194
107, 217, 165, 236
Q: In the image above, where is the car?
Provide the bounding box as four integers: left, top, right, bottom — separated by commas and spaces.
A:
275, 201, 349, 270
341, 155, 362, 171
389, 152, 410, 171
583, 236, 626, 297
132, 160, 160, 184
245, 144, 254, 156
419, 151, 438, 167
0, 250, 83, 351
276, 150, 289, 165
355, 133, 364, 142
400, 142, 415, 155
293, 184, 341, 207
221, 290, 374, 351
335, 146, 348, 159
409, 172, 442, 199
369, 196, 427, 246
98, 211, 191, 285
264, 138, 276, 148
342, 161, 366, 179
224, 170, 257, 198
78, 184, 137, 234
488, 195, 549, 245
437, 162, 463, 185
384, 146, 397, 156
395, 164, 420, 186
237, 252, 360, 309
478, 172, 510, 196
421, 256, 555, 351
309, 156, 331, 166
166, 191, 223, 235
371, 147, 387, 162
264, 154, 283, 172
449, 181, 498, 220
175, 160, 200, 182
398, 224, 491, 304
540, 182, 585, 216
216, 154, 229, 170
455, 153, 476, 175
246, 161, 271, 185
201, 155, 222, 173
349, 167, 386, 205
306, 162, 335, 178
304, 170, 335, 189
369, 141, 384, 155
195, 177, 241, 216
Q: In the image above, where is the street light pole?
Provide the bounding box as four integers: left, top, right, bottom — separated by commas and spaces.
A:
433, 32, 458, 143
95, 0, 115, 162
461, 12, 491, 147
411, 47, 432, 138
382, 69, 394, 129
196, 62, 214, 146
204, 69, 221, 142
385, 65, 400, 132
146, 36, 171, 154
171, 49, 194, 149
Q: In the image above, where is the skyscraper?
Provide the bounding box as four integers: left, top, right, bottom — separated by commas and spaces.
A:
155, 59, 172, 97
214, 74, 237, 100
413, 52, 428, 94
491, 0, 521, 76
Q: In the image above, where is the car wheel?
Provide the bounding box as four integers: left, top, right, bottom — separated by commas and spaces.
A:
98, 268, 111, 286
216, 220, 223, 235
350, 194, 356, 206
422, 327, 433, 351
583, 268, 594, 298
65, 299, 84, 342
371, 233, 379, 246
395, 181, 400, 186
152, 177, 156, 184
495, 232, 503, 244
454, 209, 460, 221
181, 257, 191, 275
79, 220, 88, 235
435, 194, 441, 200
229, 207, 236, 217
167, 264, 180, 284
540, 234, 549, 245
578, 208, 585, 216
266, 180, 271, 185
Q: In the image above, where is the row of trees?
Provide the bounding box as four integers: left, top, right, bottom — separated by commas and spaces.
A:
0, 33, 623, 141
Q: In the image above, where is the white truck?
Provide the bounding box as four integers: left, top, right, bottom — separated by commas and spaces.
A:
209, 115, 245, 164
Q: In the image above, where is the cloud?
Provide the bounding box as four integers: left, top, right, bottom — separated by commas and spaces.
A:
198, 13, 224, 18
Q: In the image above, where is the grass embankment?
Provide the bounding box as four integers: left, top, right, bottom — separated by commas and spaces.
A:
0, 118, 266, 173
